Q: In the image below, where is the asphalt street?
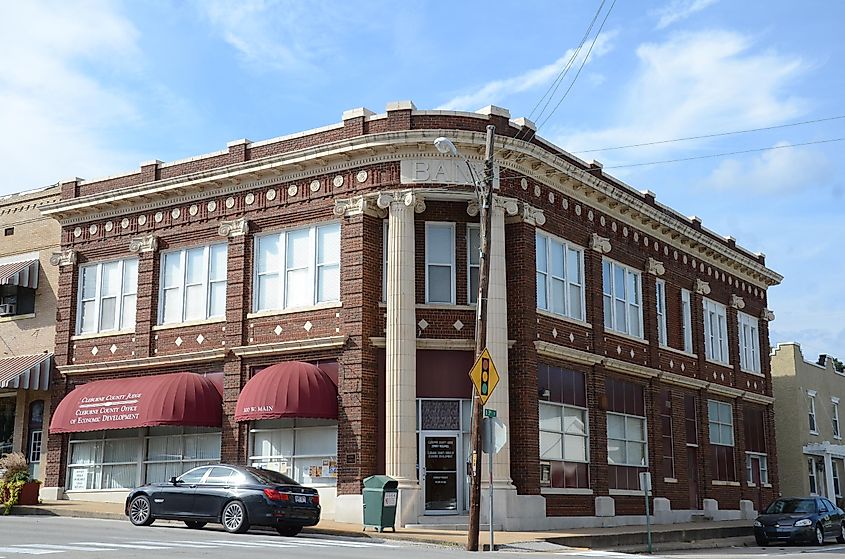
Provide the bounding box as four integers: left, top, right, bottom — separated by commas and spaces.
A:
2, 518, 845, 559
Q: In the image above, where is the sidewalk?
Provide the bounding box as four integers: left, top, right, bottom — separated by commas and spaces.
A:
11, 501, 755, 552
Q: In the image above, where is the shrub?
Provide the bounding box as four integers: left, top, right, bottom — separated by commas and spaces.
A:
0, 452, 29, 483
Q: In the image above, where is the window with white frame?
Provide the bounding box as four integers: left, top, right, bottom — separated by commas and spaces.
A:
808, 458, 819, 494
77, 258, 139, 334
834, 399, 841, 439
539, 403, 589, 463
249, 419, 338, 485
160, 244, 227, 324
144, 426, 221, 483
738, 312, 761, 373
656, 279, 667, 346
468, 225, 480, 304
746, 453, 769, 485
834, 461, 842, 497
607, 412, 647, 467
254, 223, 340, 312
708, 399, 736, 481
681, 288, 693, 353
602, 259, 642, 337
425, 222, 455, 304
808, 392, 818, 433
703, 298, 729, 364
536, 232, 585, 321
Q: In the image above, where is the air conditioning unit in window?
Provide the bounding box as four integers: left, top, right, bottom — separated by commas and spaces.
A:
0, 303, 16, 316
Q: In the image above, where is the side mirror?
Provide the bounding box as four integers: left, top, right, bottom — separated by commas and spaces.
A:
170, 476, 180, 485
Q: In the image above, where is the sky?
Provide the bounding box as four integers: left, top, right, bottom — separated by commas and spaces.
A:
1, 0, 843, 361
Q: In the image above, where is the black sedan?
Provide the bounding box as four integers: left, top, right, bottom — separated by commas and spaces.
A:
754, 496, 845, 546
125, 464, 320, 536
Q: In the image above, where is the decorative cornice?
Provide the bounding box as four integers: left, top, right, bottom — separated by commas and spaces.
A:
217, 218, 250, 238
761, 308, 775, 322
58, 348, 227, 375
730, 294, 746, 310
602, 357, 659, 379
128, 234, 158, 253
646, 257, 665, 276
230, 335, 348, 358
372, 337, 515, 350
656, 370, 708, 390
694, 279, 711, 295
376, 190, 426, 214
333, 195, 386, 218
589, 233, 611, 254
49, 249, 76, 267
505, 202, 546, 226
534, 341, 604, 366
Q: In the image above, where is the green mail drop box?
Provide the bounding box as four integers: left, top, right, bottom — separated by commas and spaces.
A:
362, 475, 398, 532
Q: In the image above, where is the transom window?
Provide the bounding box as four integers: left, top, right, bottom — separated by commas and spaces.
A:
703, 298, 729, 364
602, 259, 642, 337
656, 279, 667, 346
425, 222, 455, 304
77, 258, 138, 334
738, 311, 761, 373
160, 244, 227, 324
254, 223, 340, 312
536, 232, 585, 321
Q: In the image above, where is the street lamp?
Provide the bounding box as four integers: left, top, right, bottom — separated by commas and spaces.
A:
434, 126, 495, 552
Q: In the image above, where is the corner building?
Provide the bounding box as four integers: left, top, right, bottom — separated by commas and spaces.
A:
41, 102, 782, 529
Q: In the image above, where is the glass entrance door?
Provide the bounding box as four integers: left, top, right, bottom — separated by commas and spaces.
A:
422, 434, 460, 514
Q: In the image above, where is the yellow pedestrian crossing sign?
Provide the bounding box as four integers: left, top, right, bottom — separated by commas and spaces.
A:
469, 348, 499, 406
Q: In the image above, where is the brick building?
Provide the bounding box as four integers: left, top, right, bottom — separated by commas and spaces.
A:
0, 185, 61, 481
40, 102, 781, 528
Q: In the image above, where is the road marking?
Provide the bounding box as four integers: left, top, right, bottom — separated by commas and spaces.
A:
131, 541, 219, 549
15, 545, 110, 552
72, 542, 173, 550
0, 548, 61, 555
203, 540, 281, 548
255, 538, 395, 548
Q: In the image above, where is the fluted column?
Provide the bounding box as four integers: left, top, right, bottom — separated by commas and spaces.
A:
377, 191, 425, 489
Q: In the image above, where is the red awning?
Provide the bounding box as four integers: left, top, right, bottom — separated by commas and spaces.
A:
235, 361, 338, 422
49, 372, 222, 434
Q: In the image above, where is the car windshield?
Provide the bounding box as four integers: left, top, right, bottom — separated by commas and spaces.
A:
244, 466, 299, 486
765, 499, 817, 514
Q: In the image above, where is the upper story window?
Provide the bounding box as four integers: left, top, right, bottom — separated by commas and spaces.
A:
77, 258, 138, 334
656, 279, 667, 346
703, 298, 729, 364
254, 223, 340, 313
160, 244, 226, 325
602, 259, 642, 338
833, 398, 841, 439
468, 225, 480, 305
425, 222, 455, 304
738, 311, 761, 373
681, 288, 693, 353
536, 232, 585, 321
808, 391, 818, 434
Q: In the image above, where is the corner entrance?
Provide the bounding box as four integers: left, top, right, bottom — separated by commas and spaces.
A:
417, 399, 470, 515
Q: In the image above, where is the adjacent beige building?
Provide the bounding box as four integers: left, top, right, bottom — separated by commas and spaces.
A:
0, 185, 61, 481
771, 342, 845, 507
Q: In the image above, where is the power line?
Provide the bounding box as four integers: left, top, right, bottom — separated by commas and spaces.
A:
572, 115, 845, 153
602, 137, 845, 169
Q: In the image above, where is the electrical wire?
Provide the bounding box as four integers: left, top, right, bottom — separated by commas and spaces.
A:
601, 137, 845, 170
572, 115, 845, 154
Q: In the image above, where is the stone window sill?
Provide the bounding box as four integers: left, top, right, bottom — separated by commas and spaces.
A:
71, 329, 135, 341
246, 301, 343, 319
537, 308, 592, 329
0, 312, 36, 323
664, 477, 678, 484
711, 480, 741, 486
605, 330, 649, 346
609, 489, 644, 496
541, 487, 593, 495
153, 317, 226, 331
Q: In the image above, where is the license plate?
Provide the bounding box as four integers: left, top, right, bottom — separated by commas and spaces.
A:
295, 495, 307, 503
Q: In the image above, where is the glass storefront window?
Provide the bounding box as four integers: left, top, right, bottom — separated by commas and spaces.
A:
249, 419, 337, 485
144, 426, 221, 483
0, 395, 15, 456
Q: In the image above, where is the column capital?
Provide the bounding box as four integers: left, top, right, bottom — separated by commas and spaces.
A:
730, 294, 746, 310
590, 233, 612, 254
645, 257, 665, 276
333, 195, 386, 218
49, 249, 76, 267
128, 234, 158, 253
504, 202, 546, 226
376, 190, 426, 214
492, 195, 519, 216
761, 308, 775, 322
218, 218, 250, 238
694, 279, 711, 295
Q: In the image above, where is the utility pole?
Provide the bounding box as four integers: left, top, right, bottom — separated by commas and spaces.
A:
467, 124, 496, 552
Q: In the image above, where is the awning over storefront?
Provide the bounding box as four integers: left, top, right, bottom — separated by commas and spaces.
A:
0, 258, 39, 289
235, 361, 338, 422
0, 353, 52, 390
49, 372, 222, 434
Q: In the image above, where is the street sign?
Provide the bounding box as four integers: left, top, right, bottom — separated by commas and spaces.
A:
484, 409, 497, 418
468, 348, 499, 406
482, 417, 507, 454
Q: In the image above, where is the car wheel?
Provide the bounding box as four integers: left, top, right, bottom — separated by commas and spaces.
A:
754, 534, 768, 547
184, 521, 207, 529
815, 524, 825, 546
276, 525, 302, 537
128, 495, 155, 526
837, 522, 845, 544
221, 500, 250, 534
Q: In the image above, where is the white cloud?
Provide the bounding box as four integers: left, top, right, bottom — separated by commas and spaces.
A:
654, 0, 719, 29
701, 143, 832, 194
436, 31, 617, 111
0, 1, 146, 194
558, 30, 807, 162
